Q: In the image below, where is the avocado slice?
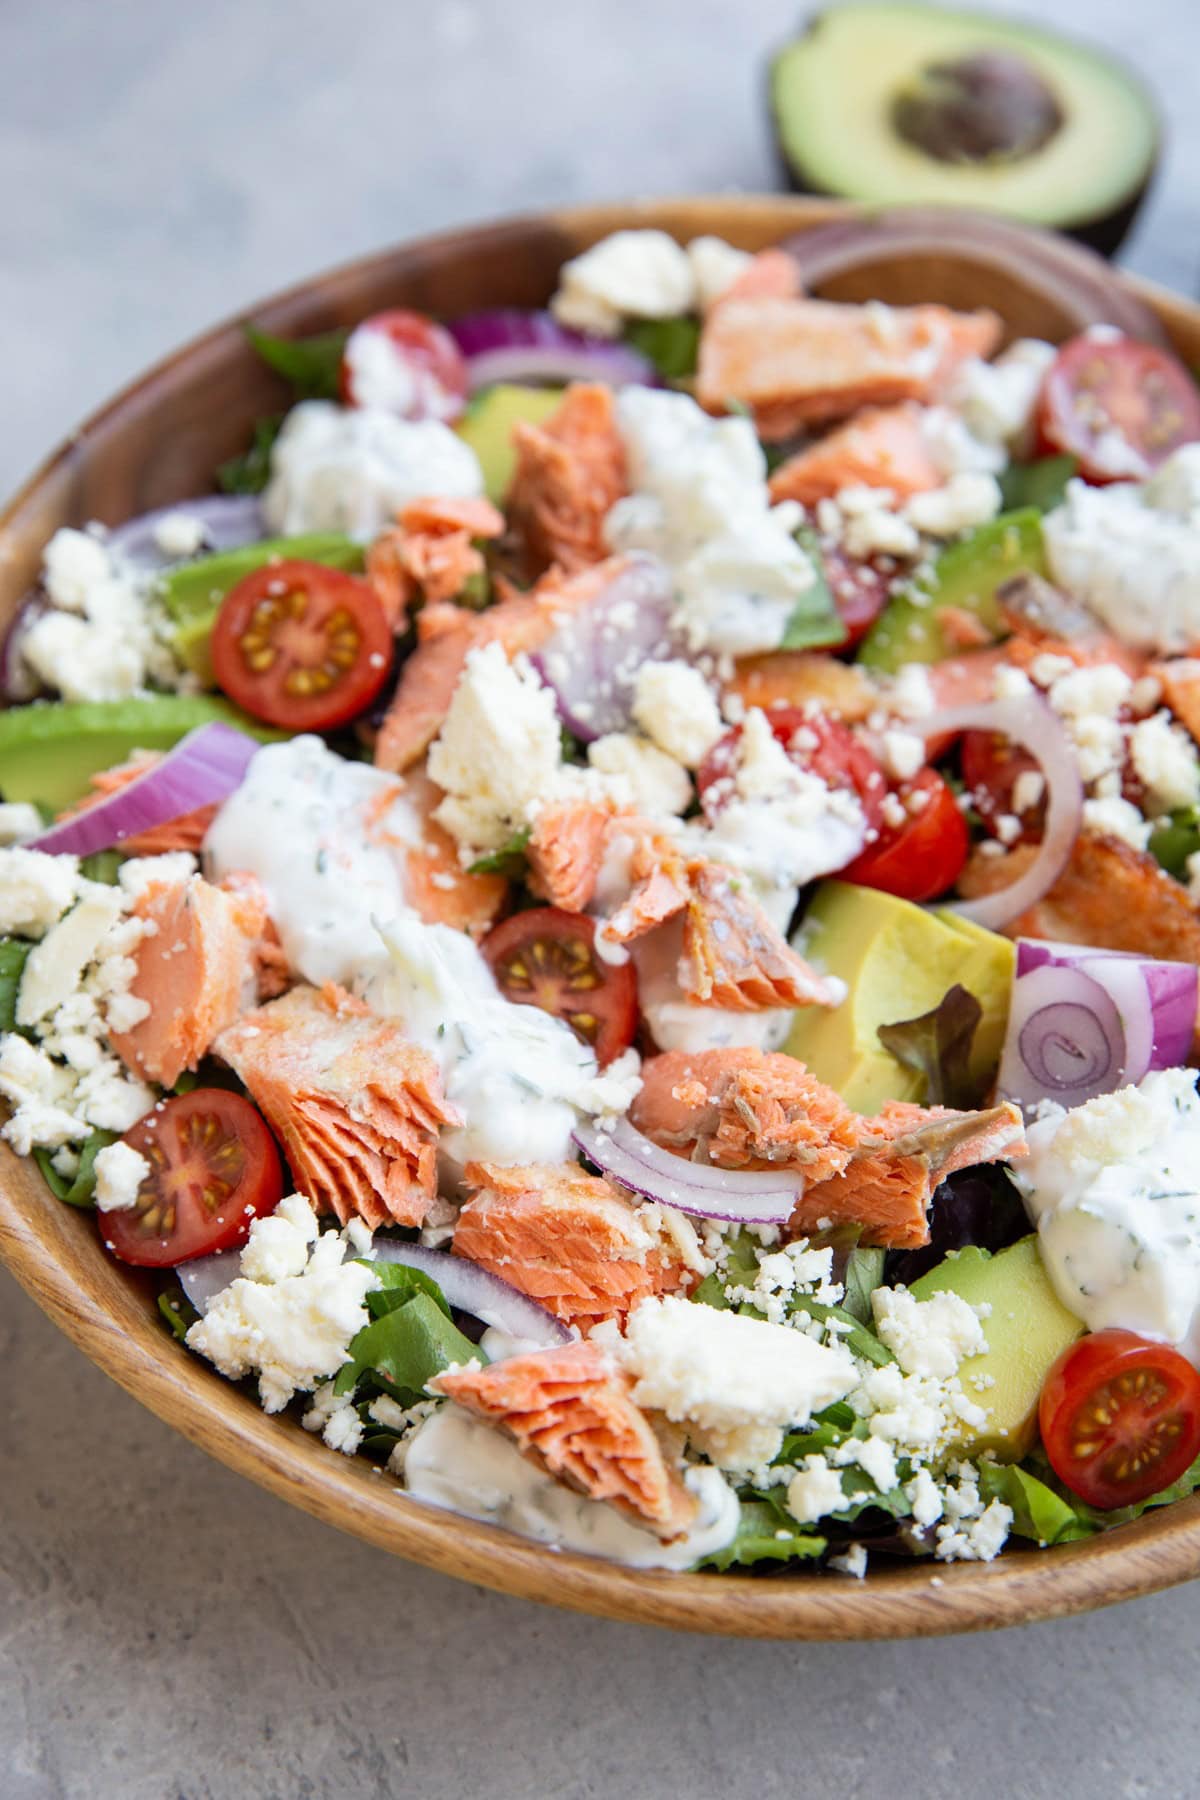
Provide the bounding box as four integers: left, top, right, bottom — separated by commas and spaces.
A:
456, 384, 565, 503
158, 533, 364, 685
911, 1238, 1084, 1461
769, 5, 1158, 256
857, 509, 1046, 672
0, 696, 284, 811
786, 882, 1014, 1113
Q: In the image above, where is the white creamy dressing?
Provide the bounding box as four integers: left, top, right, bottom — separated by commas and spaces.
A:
204, 736, 423, 988
632, 918, 794, 1055
341, 323, 462, 422
365, 916, 640, 1170
1014, 1069, 1200, 1362
403, 1403, 739, 1569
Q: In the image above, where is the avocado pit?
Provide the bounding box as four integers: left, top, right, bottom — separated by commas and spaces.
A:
892, 50, 1065, 166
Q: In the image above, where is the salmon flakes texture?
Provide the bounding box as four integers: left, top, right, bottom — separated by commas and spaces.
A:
434, 1341, 698, 1539
215, 982, 459, 1231
453, 1161, 697, 1327
506, 383, 628, 575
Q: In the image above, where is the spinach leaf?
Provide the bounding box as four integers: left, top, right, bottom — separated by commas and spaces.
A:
689, 1229, 762, 1310
244, 324, 349, 400
695, 1499, 825, 1570
788, 1298, 894, 1367
334, 1290, 478, 1404
0, 938, 33, 1034
877, 983, 986, 1110
977, 1462, 1094, 1546
158, 1285, 200, 1344
781, 528, 849, 652
998, 455, 1077, 516
841, 1247, 886, 1326
623, 316, 700, 381
467, 826, 532, 878
79, 850, 122, 886
217, 416, 283, 496
366, 1258, 454, 1321
33, 1128, 118, 1208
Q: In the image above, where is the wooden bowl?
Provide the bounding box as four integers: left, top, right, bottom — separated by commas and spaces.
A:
3, 196, 1199, 1640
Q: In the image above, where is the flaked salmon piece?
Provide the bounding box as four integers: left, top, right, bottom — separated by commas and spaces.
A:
374, 555, 638, 772
392, 765, 507, 937
214, 983, 460, 1230
602, 829, 692, 947
57, 753, 217, 856
215, 869, 291, 999
454, 1161, 695, 1326
1149, 660, 1200, 745
790, 1101, 1026, 1249
710, 247, 803, 308
507, 383, 628, 577
958, 831, 1200, 964
525, 797, 617, 912
680, 861, 841, 1010
433, 1341, 698, 1538
367, 495, 505, 630
937, 607, 996, 652
768, 404, 943, 507
697, 298, 1001, 438
631, 1048, 860, 1182
109, 875, 261, 1085
724, 651, 877, 723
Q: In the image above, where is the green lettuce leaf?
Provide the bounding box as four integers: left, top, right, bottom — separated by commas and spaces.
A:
365, 1258, 454, 1321
33, 1128, 118, 1208
158, 1285, 200, 1344
841, 1247, 886, 1326
877, 983, 987, 1110
781, 528, 850, 652
0, 938, 32, 1034
467, 826, 531, 877
691, 1230, 894, 1365
218, 416, 283, 496
998, 455, 1077, 516
79, 850, 123, 885
696, 1499, 825, 1570
335, 1288, 478, 1404
623, 316, 700, 380
245, 324, 349, 399
977, 1462, 1094, 1546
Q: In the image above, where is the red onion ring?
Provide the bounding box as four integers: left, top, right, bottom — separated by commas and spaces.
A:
370, 1241, 571, 1347
105, 496, 266, 570
446, 310, 660, 392
29, 722, 259, 857
572, 1115, 801, 1225
922, 696, 1083, 930
530, 552, 681, 742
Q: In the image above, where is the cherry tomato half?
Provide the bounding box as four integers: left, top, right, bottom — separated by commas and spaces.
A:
339, 308, 468, 423
211, 559, 393, 732
822, 544, 892, 648
960, 728, 1045, 844
840, 767, 969, 903
1037, 334, 1200, 484
482, 906, 637, 1067
1039, 1328, 1200, 1511
99, 1089, 284, 1268
697, 705, 888, 832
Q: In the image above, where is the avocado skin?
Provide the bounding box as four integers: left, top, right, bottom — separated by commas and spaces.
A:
766, 12, 1157, 259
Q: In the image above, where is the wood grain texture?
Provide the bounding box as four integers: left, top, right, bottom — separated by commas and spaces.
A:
3, 195, 1200, 1640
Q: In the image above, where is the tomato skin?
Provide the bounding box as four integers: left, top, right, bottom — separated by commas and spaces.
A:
1036, 334, 1200, 485
99, 1090, 284, 1268
822, 545, 891, 648
697, 706, 888, 832
211, 560, 393, 732
339, 309, 468, 423
482, 907, 637, 1067
960, 728, 1044, 843
1039, 1329, 1200, 1511
840, 768, 969, 903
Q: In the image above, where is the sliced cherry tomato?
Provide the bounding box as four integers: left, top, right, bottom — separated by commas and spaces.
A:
960, 728, 1045, 843
697, 705, 888, 831
1036, 333, 1200, 484
99, 1090, 284, 1268
339, 308, 468, 422
482, 907, 637, 1067
840, 767, 969, 903
1039, 1328, 1200, 1511
211, 559, 393, 731
822, 544, 892, 648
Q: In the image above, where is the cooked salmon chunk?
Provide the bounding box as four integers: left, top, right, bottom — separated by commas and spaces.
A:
109, 875, 261, 1086
768, 403, 943, 507
525, 797, 617, 912
697, 297, 1001, 439
434, 1341, 698, 1538
724, 651, 876, 723
507, 383, 628, 576
367, 495, 504, 630
215, 983, 460, 1230
454, 1160, 696, 1327
1151, 659, 1200, 746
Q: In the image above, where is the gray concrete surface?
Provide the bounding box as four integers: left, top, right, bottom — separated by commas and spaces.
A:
3, 2, 1200, 1795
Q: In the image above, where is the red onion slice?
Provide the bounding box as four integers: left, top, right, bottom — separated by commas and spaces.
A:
369, 1241, 571, 1347
446, 310, 660, 392
106, 496, 266, 570
531, 552, 681, 742
29, 721, 259, 857
1, 594, 49, 705
1000, 939, 1198, 1109
922, 696, 1083, 930
572, 1115, 801, 1225
176, 1249, 243, 1315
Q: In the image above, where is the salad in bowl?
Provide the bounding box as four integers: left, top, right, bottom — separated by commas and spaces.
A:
5, 217, 1200, 1585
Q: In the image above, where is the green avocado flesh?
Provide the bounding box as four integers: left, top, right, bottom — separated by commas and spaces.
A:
159, 533, 364, 684
456, 384, 565, 503
858, 509, 1046, 671
770, 4, 1158, 241
0, 696, 283, 810
785, 882, 1014, 1114
911, 1239, 1084, 1461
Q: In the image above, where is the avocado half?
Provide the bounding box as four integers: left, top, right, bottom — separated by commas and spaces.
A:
769, 5, 1159, 256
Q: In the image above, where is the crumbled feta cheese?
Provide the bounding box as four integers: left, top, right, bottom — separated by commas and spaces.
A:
22, 528, 181, 702
1081, 795, 1151, 851
904, 472, 1002, 539
606, 388, 817, 657
879, 728, 925, 783
919, 407, 1007, 478
785, 1454, 846, 1523
16, 884, 125, 1026
839, 494, 921, 562
1010, 770, 1045, 815
906, 1466, 945, 1528
587, 732, 692, 818
631, 659, 724, 768
42, 527, 113, 612
947, 339, 1056, 455
839, 1432, 898, 1494
117, 851, 199, 899
1129, 711, 1200, 813
186, 1194, 378, 1412
238, 1192, 319, 1283
550, 229, 695, 337
152, 511, 208, 559
0, 1035, 85, 1154
872, 1287, 988, 1379
829, 1542, 868, 1579
886, 664, 935, 720
428, 644, 565, 855
687, 235, 753, 311
0, 803, 45, 847
0, 848, 79, 937
93, 1140, 150, 1212
261, 400, 483, 540
302, 1380, 365, 1455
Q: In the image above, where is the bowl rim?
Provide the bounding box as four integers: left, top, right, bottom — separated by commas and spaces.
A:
3, 193, 1200, 1640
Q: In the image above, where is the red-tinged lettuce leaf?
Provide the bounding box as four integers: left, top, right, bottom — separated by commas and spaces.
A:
877, 982, 987, 1110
